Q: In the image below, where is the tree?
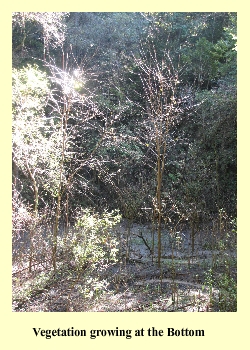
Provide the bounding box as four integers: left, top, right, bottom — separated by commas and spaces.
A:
135, 45, 183, 267
12, 63, 110, 270
12, 12, 69, 66
12, 65, 58, 271
39, 63, 112, 270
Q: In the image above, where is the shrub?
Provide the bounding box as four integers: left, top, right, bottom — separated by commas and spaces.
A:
57, 209, 122, 270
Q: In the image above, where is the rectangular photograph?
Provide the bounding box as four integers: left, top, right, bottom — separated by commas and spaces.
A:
12, 12, 237, 312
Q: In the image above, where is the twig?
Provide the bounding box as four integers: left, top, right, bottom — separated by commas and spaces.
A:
137, 232, 152, 254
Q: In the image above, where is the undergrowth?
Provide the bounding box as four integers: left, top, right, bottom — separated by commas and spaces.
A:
12, 210, 237, 312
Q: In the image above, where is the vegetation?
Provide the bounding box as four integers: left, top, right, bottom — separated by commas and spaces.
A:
12, 12, 237, 312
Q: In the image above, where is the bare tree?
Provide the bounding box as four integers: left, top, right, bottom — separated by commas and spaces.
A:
135, 47, 182, 267
42, 65, 105, 270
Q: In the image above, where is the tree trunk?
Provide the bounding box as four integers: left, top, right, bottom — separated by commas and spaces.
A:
52, 194, 61, 271
29, 179, 38, 273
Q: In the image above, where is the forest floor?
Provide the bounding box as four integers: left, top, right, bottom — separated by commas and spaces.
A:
12, 222, 237, 312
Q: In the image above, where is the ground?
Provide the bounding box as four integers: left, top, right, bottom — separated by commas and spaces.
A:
12, 221, 237, 312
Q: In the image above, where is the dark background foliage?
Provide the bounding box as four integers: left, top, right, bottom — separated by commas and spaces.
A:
12, 11, 237, 223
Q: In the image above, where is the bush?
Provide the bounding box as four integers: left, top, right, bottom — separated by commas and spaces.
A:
57, 209, 122, 270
